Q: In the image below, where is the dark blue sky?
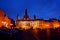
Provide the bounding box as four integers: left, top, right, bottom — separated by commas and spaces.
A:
0, 0, 60, 20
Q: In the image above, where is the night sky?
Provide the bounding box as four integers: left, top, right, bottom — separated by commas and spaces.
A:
0, 0, 60, 20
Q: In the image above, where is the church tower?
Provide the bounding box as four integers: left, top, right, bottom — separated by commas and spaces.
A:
34, 15, 36, 20
16, 14, 20, 28
23, 9, 30, 20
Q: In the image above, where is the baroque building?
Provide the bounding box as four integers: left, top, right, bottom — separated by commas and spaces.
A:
16, 9, 60, 30
0, 9, 13, 28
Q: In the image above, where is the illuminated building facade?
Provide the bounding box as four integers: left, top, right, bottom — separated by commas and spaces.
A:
0, 8, 60, 30
16, 9, 60, 30
0, 9, 13, 28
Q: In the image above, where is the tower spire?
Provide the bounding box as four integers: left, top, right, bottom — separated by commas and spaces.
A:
23, 8, 29, 20
34, 15, 36, 20
25, 8, 28, 16
16, 14, 20, 20
16, 14, 18, 19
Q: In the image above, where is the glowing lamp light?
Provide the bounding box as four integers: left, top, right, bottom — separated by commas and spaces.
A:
45, 24, 49, 28
54, 24, 59, 28
10, 24, 13, 26
2, 21, 8, 27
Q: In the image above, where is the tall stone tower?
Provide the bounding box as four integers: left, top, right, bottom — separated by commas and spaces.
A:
23, 9, 30, 20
